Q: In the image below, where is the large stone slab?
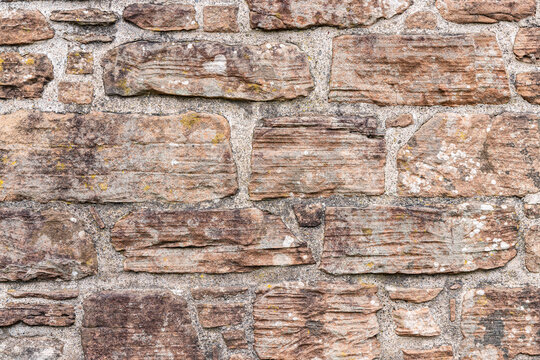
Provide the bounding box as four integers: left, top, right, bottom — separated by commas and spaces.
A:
514, 27, 540, 63
0, 10, 54, 45
111, 208, 314, 274
397, 113, 540, 197
0, 303, 75, 327
82, 290, 204, 359
320, 203, 518, 275
0, 209, 97, 282
436, 0, 536, 23
246, 0, 411, 30
329, 33, 510, 106
0, 53, 53, 99
0, 110, 237, 203
461, 287, 540, 359
249, 115, 386, 199
123, 3, 198, 31
253, 282, 381, 359
102, 41, 313, 101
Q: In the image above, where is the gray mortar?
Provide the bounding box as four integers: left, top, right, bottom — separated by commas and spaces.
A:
0, 0, 539, 359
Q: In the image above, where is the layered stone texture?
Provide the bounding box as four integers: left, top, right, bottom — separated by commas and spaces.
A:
387, 287, 442, 303
514, 27, 540, 63
8, 289, 79, 300
403, 346, 453, 360
50, 8, 118, 25
0, 53, 53, 99
123, 4, 198, 31
516, 72, 540, 104
0, 303, 75, 327
0, 10, 54, 45
436, 0, 536, 23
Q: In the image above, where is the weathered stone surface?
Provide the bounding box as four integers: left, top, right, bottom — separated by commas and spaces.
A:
50, 9, 118, 25
63, 32, 114, 44
405, 11, 437, 29
516, 72, 540, 104
102, 41, 313, 101
329, 33, 510, 106
461, 287, 540, 359
0, 303, 75, 327
0, 10, 54, 45
0, 110, 237, 203
249, 115, 386, 199
246, 0, 411, 30
253, 282, 381, 359
393, 308, 441, 337
0, 53, 53, 99
223, 329, 248, 349
320, 203, 518, 275
82, 290, 204, 359
387, 114, 413, 128
514, 27, 540, 63
192, 286, 248, 300
111, 208, 314, 274
8, 289, 79, 300
293, 203, 324, 227
526, 225, 539, 273
525, 203, 540, 218
387, 286, 442, 303
197, 303, 244, 328
203, 6, 239, 32
58, 81, 93, 104
0, 209, 97, 282
66, 51, 93, 74
0, 336, 63, 360
397, 113, 540, 197
402, 346, 453, 360
123, 4, 197, 31
436, 0, 536, 23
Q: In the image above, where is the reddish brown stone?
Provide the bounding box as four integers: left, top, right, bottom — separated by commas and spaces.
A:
66, 51, 93, 75
526, 225, 540, 273
450, 299, 456, 322
50, 8, 118, 25
89, 207, 105, 229
0, 303, 74, 327
387, 114, 414, 128
246, 0, 412, 29
398, 113, 540, 197
253, 282, 381, 359
514, 27, 540, 63
516, 72, 540, 104
0, 10, 54, 45
393, 308, 440, 337
329, 33, 510, 106
249, 115, 386, 200
436, 0, 536, 23
405, 11, 437, 29
403, 346, 453, 359
0, 52, 53, 99
0, 209, 97, 282
0, 336, 63, 359
203, 6, 239, 32
293, 203, 324, 227
82, 290, 204, 359
461, 287, 540, 359
320, 203, 518, 275
386, 286, 442, 303
197, 303, 244, 328
111, 208, 314, 274
123, 4, 198, 31
8, 289, 79, 300
192, 286, 248, 300
0, 110, 237, 203
58, 81, 93, 104
63, 32, 114, 44
223, 329, 248, 350
102, 41, 313, 101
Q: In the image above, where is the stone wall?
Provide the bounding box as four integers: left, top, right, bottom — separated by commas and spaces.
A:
0, 0, 539, 359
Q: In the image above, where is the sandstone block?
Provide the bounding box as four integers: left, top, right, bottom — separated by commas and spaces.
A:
393, 308, 441, 337
0, 303, 75, 327
58, 81, 94, 104
387, 286, 442, 303
123, 4, 197, 31
516, 72, 540, 104
203, 6, 239, 32
514, 27, 540, 63
50, 9, 117, 25
0, 53, 53, 99
436, 0, 536, 23
0, 10, 54, 45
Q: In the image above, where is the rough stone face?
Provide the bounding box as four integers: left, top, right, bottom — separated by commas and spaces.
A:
223, 330, 248, 349
525, 203, 540, 218
514, 27, 540, 63
253, 282, 381, 359
197, 303, 244, 328
62, 33, 114, 44
393, 308, 441, 337
102, 41, 313, 101
111, 208, 314, 274
246, 0, 412, 30
516, 72, 540, 104
320, 203, 518, 275
66, 51, 93, 74
293, 203, 324, 227
192, 286, 248, 300
203, 6, 239, 32
436, 0, 536, 23
329, 33, 510, 106
461, 287, 540, 359
0, 303, 75, 327
0, 10, 54, 45
526, 225, 539, 272
0, 209, 97, 282
0, 336, 63, 360
123, 4, 198, 31
82, 290, 204, 359
405, 11, 437, 29
249, 115, 386, 199
58, 81, 93, 104
387, 114, 414, 128
8, 289, 79, 300
50, 9, 118, 25
386, 286, 442, 303
0, 52, 53, 99
402, 346, 453, 360
0, 110, 237, 203
397, 113, 540, 197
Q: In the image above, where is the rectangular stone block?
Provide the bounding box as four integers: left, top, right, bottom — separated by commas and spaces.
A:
196, 303, 244, 328
436, 0, 536, 23
123, 4, 198, 31
403, 346, 453, 360
393, 308, 440, 337
50, 8, 118, 25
